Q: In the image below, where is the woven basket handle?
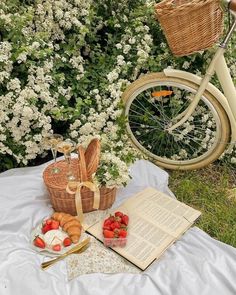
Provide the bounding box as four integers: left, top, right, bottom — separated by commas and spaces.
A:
84, 138, 101, 180
77, 145, 88, 182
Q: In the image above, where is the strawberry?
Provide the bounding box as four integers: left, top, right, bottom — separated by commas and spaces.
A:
42, 223, 51, 234
52, 244, 61, 251
115, 216, 122, 223
113, 228, 120, 238
110, 221, 121, 231
34, 236, 45, 249
122, 215, 129, 226
108, 215, 115, 222
103, 230, 115, 238
103, 225, 112, 231
120, 223, 127, 229
103, 218, 112, 227
103, 218, 112, 230
51, 220, 59, 230
115, 211, 123, 218
119, 229, 127, 238
45, 219, 52, 225
103, 218, 113, 226
63, 237, 72, 247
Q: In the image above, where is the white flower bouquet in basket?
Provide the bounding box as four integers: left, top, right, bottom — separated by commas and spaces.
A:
78, 131, 138, 190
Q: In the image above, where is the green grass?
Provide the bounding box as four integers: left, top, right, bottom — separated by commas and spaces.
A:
168, 163, 236, 248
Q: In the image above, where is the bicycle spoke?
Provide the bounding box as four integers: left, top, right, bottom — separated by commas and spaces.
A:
133, 99, 158, 121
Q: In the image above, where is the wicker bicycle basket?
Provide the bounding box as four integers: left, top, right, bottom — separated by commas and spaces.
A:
154, 0, 224, 56
43, 141, 116, 216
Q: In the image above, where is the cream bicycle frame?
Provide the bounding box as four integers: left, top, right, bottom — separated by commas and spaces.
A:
165, 17, 236, 147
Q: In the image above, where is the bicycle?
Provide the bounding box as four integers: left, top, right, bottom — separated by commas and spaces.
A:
122, 0, 236, 170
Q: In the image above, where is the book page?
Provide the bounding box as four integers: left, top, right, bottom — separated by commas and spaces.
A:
124, 187, 201, 238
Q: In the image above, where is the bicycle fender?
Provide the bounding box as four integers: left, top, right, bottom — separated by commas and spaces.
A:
164, 68, 236, 147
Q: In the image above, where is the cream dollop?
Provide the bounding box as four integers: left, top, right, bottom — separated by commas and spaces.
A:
44, 229, 68, 247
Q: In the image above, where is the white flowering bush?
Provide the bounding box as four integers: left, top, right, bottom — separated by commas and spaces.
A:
0, 0, 235, 182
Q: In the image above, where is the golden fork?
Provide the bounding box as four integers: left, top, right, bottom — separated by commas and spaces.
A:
41, 237, 90, 270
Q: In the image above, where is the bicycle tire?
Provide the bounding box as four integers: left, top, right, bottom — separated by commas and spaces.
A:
122, 72, 230, 170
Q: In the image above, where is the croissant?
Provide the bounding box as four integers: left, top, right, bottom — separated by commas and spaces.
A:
52, 212, 82, 243
63, 220, 81, 231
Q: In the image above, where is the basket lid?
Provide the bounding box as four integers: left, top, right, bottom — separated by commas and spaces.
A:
85, 138, 100, 179
43, 159, 80, 189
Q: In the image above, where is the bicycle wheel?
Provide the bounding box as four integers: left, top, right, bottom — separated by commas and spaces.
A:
122, 73, 230, 170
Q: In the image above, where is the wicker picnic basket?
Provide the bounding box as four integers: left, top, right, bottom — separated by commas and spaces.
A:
154, 0, 224, 56
43, 139, 116, 216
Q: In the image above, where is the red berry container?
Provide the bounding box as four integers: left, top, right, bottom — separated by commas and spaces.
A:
103, 237, 127, 248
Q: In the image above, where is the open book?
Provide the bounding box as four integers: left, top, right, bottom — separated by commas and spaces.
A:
86, 187, 201, 270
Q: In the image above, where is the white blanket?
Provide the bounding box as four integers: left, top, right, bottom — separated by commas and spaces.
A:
0, 159, 236, 295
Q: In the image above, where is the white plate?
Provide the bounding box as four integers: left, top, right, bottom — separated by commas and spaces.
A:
30, 220, 87, 257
